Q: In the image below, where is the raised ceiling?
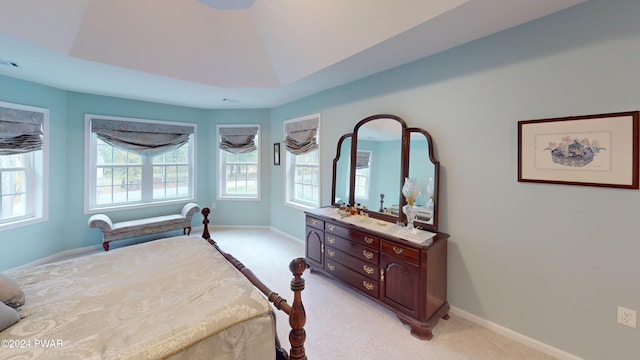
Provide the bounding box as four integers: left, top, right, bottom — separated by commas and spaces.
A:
0, 0, 585, 109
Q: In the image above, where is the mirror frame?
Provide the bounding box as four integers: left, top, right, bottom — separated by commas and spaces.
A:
407, 127, 440, 233
352, 114, 408, 225
331, 133, 352, 208
330, 114, 441, 232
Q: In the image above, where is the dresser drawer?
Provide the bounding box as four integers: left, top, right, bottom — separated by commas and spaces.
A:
325, 246, 378, 280
325, 222, 379, 248
325, 234, 379, 265
325, 260, 379, 297
381, 241, 420, 265
306, 216, 324, 230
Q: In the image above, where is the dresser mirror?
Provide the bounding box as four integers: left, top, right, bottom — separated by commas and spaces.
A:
332, 134, 352, 206
407, 127, 439, 232
330, 114, 440, 232
351, 115, 405, 215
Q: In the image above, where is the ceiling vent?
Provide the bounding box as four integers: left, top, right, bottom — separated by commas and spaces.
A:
198, 0, 256, 10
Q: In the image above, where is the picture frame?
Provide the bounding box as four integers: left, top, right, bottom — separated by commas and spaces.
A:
273, 142, 280, 166
518, 111, 639, 189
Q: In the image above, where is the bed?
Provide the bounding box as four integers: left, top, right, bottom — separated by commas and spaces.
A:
0, 208, 308, 360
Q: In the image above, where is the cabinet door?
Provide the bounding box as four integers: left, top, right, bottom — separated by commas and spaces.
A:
305, 226, 324, 269
380, 254, 420, 316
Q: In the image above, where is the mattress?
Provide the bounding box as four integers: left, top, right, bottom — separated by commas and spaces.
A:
0, 236, 275, 360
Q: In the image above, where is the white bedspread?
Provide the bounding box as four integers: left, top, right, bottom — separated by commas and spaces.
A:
0, 236, 275, 360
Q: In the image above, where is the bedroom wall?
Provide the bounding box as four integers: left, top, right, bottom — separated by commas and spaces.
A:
1, 0, 638, 358
63, 92, 210, 249
269, 0, 640, 359
206, 109, 273, 225
0, 85, 272, 269
0, 76, 69, 270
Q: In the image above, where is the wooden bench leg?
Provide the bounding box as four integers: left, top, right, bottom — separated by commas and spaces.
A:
184, 226, 192, 235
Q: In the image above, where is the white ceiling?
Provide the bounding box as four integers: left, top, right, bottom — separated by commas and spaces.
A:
0, 0, 585, 109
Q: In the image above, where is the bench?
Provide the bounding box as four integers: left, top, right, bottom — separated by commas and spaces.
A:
88, 203, 201, 251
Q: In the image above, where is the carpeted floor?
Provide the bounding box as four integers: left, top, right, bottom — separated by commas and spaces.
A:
210, 227, 559, 360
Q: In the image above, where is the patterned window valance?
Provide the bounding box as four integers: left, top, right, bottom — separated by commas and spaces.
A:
91, 118, 194, 156
219, 126, 258, 154
284, 117, 319, 155
0, 107, 44, 155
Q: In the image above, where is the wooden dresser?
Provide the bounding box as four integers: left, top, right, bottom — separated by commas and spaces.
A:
305, 207, 449, 340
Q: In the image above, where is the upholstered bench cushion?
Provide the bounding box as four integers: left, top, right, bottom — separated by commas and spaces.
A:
110, 214, 186, 236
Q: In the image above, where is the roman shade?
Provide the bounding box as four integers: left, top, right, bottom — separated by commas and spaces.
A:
356, 151, 370, 169
91, 118, 194, 156
284, 117, 319, 155
0, 106, 44, 155
219, 126, 258, 154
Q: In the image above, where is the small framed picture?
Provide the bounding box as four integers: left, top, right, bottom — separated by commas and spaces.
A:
518, 111, 639, 189
273, 143, 281, 166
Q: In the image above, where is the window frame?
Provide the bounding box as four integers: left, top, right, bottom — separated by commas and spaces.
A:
216, 124, 261, 201
283, 113, 321, 210
354, 150, 372, 201
84, 114, 196, 213
0, 101, 48, 231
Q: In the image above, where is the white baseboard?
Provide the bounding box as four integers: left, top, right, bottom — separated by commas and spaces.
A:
207, 224, 271, 230
449, 306, 584, 360
269, 226, 305, 244
197, 224, 305, 245
9, 244, 102, 270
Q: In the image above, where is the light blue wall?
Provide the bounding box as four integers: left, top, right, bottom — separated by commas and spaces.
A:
0, 86, 271, 269
64, 92, 210, 249
1, 0, 639, 358
207, 109, 272, 225
0, 76, 69, 269
268, 1, 640, 359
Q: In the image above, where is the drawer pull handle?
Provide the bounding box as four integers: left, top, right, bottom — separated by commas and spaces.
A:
311, 219, 318, 225
327, 263, 336, 271
362, 250, 374, 259
328, 224, 335, 231
362, 281, 374, 291
328, 237, 336, 244
327, 249, 336, 257
363, 265, 374, 274
393, 246, 404, 255
364, 237, 374, 245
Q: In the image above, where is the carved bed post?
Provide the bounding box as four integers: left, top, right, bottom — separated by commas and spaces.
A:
201, 208, 212, 243
200, 208, 308, 360
288, 258, 307, 360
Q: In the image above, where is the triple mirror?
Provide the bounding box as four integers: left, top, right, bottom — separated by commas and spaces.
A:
331, 114, 440, 232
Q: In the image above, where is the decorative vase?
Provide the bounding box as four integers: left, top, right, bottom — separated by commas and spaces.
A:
402, 178, 420, 206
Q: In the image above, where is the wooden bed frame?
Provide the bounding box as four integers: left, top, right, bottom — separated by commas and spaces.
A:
200, 208, 308, 360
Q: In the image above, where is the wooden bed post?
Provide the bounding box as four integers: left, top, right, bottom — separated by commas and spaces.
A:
201, 207, 211, 243
288, 258, 307, 360
200, 208, 308, 360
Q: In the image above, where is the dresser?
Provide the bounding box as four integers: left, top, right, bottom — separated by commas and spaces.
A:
305, 207, 449, 340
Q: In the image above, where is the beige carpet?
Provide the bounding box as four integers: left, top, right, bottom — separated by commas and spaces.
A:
210, 227, 558, 360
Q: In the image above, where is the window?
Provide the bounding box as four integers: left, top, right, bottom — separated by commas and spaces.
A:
85, 114, 195, 211
284, 114, 320, 209
217, 125, 260, 199
0, 101, 48, 230
354, 150, 371, 200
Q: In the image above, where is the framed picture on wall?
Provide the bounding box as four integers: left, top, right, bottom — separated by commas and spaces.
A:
518, 111, 639, 189
273, 142, 281, 166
